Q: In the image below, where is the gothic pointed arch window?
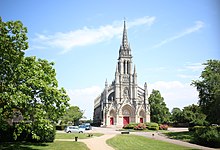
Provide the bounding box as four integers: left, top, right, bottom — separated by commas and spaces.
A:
127, 61, 129, 74
139, 110, 145, 117
123, 87, 129, 101
108, 92, 115, 101
122, 104, 134, 116
124, 60, 126, 74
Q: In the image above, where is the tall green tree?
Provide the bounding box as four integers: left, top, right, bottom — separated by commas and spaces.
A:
60, 106, 83, 125
171, 107, 183, 123
192, 60, 220, 124
182, 104, 207, 126
0, 18, 70, 142
148, 89, 170, 124
171, 105, 207, 126
0, 17, 28, 133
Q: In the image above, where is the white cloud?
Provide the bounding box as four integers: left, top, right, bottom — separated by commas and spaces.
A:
67, 86, 102, 119
177, 74, 198, 79
153, 21, 204, 48
148, 81, 199, 111
31, 16, 156, 54
177, 62, 204, 79
185, 62, 204, 71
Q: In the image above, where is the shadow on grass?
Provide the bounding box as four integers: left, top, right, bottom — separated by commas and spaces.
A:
0, 141, 48, 150
164, 131, 194, 142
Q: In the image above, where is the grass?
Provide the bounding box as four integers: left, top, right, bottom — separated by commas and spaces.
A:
164, 131, 193, 142
106, 134, 196, 150
0, 141, 89, 150
55, 132, 103, 139
0, 132, 103, 150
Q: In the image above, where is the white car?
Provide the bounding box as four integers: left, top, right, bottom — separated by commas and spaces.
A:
64, 126, 85, 133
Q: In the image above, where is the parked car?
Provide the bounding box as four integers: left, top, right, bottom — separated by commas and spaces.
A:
79, 124, 86, 129
64, 126, 85, 133
85, 123, 92, 130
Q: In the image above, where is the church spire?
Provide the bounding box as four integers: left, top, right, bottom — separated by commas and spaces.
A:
119, 20, 132, 58
122, 20, 129, 49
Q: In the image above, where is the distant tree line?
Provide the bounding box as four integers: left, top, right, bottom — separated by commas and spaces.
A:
148, 59, 220, 126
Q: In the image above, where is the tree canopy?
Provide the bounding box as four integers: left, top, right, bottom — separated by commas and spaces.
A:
182, 104, 207, 126
0, 18, 70, 142
148, 89, 170, 124
60, 106, 83, 125
192, 60, 220, 124
171, 107, 183, 123
171, 105, 207, 126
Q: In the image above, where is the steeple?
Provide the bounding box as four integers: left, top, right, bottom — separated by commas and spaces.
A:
119, 20, 132, 58
122, 20, 129, 49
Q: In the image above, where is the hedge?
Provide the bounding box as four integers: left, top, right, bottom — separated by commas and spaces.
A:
123, 123, 138, 129
147, 122, 159, 130
192, 126, 220, 148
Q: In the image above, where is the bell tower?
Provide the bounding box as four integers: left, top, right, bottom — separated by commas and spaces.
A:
115, 21, 137, 104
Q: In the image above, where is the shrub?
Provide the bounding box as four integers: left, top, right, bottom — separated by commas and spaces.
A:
193, 126, 220, 148
123, 123, 138, 129
0, 125, 15, 142
159, 124, 168, 130
31, 120, 56, 142
147, 122, 159, 130
134, 123, 146, 130
0, 120, 56, 143
188, 125, 201, 132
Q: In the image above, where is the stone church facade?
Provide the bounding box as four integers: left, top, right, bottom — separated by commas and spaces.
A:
93, 21, 150, 127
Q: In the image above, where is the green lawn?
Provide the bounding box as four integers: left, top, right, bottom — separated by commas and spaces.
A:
1, 132, 195, 150
164, 131, 193, 142
106, 134, 196, 150
0, 132, 104, 150
55, 132, 103, 139
0, 141, 89, 150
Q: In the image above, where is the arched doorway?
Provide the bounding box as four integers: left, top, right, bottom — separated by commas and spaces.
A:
139, 110, 145, 123
122, 105, 133, 125
109, 109, 116, 125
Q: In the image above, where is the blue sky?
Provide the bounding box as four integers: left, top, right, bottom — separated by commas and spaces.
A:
1, 0, 219, 119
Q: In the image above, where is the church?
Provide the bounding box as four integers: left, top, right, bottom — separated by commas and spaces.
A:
93, 21, 150, 127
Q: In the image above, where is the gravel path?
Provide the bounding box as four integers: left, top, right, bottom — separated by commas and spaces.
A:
79, 134, 116, 150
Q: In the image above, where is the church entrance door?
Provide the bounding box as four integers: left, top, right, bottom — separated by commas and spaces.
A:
110, 117, 114, 125
140, 118, 143, 123
123, 117, 129, 125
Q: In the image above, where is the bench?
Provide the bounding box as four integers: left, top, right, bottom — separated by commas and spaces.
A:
121, 131, 130, 134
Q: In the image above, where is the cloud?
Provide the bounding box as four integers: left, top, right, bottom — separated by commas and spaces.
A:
185, 63, 204, 71
153, 21, 204, 48
177, 74, 198, 79
31, 16, 156, 54
177, 62, 204, 79
148, 81, 199, 111
67, 86, 102, 119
